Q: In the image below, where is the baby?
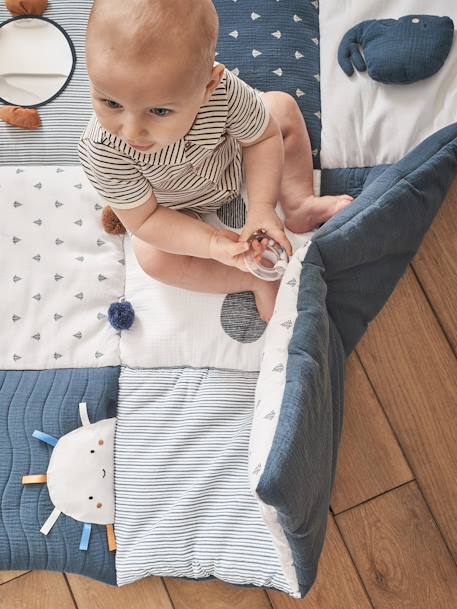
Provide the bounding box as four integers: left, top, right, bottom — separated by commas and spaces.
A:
79, 0, 353, 321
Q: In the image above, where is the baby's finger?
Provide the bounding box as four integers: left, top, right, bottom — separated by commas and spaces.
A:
268, 231, 292, 256
280, 236, 293, 257
231, 240, 251, 256
251, 239, 266, 254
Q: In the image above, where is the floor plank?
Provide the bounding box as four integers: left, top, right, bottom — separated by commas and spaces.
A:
0, 571, 76, 609
335, 481, 457, 609
331, 351, 413, 514
268, 514, 373, 609
0, 571, 30, 585
66, 573, 174, 609
356, 266, 457, 562
164, 577, 272, 609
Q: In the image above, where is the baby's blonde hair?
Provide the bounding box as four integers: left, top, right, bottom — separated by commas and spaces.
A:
87, 0, 219, 88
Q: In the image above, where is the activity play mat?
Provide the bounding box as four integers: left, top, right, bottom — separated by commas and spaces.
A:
1, 0, 456, 599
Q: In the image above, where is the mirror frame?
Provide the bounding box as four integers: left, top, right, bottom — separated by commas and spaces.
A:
0, 14, 77, 108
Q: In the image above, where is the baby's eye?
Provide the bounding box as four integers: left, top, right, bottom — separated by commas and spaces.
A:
102, 99, 122, 110
150, 108, 170, 117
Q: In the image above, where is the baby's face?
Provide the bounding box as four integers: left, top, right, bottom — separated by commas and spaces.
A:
88, 52, 224, 154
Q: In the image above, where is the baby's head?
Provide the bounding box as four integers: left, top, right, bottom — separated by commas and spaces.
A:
86, 0, 224, 152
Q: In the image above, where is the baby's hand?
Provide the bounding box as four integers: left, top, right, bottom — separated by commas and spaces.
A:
239, 206, 293, 257
209, 228, 251, 271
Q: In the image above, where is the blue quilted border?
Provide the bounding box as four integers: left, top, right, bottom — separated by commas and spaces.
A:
0, 367, 119, 585
258, 122, 457, 596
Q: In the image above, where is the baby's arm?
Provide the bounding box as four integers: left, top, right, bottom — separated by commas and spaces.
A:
78, 136, 248, 266
112, 192, 217, 257
111, 193, 249, 267
238, 115, 292, 255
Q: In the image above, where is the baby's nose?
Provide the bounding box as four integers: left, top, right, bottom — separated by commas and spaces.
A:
122, 116, 148, 141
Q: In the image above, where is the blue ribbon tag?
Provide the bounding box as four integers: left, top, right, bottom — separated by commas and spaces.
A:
79, 522, 92, 551
32, 430, 58, 447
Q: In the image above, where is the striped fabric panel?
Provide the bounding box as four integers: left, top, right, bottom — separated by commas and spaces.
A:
216, 193, 247, 228
0, 0, 93, 165
114, 367, 292, 595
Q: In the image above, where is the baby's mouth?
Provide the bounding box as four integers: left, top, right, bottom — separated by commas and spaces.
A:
128, 142, 153, 151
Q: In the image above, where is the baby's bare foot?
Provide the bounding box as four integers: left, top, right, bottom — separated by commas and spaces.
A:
285, 194, 354, 234
254, 280, 280, 323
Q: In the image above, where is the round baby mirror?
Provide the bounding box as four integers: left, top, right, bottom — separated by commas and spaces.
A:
0, 15, 76, 107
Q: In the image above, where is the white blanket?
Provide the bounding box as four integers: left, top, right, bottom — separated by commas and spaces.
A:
120, 179, 318, 371
2, 166, 124, 369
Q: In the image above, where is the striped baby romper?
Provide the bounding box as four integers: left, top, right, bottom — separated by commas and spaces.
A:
78, 64, 271, 214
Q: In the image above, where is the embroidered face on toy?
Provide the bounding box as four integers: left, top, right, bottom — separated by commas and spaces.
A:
46, 415, 115, 525
22, 402, 117, 551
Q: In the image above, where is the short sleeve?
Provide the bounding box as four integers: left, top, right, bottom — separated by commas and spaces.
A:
224, 69, 270, 144
78, 138, 153, 209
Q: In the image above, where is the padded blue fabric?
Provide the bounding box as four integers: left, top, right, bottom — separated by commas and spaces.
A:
320, 165, 390, 198
338, 15, 455, 84
0, 368, 119, 585
215, 0, 321, 168
259, 122, 457, 596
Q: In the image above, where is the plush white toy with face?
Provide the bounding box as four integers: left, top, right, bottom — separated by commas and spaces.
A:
22, 402, 117, 551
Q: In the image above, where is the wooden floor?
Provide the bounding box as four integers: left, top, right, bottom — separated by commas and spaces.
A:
1, 181, 456, 609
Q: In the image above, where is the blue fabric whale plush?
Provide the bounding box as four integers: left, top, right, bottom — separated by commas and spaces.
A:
338, 15, 454, 84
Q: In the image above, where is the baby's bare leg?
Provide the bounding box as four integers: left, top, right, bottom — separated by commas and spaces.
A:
132, 235, 279, 322
261, 91, 354, 233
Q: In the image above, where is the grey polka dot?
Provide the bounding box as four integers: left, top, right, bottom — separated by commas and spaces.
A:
217, 195, 247, 229
220, 292, 266, 343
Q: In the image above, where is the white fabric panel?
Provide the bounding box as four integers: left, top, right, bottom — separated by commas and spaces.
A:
319, 0, 457, 168
2, 166, 124, 369
120, 179, 318, 371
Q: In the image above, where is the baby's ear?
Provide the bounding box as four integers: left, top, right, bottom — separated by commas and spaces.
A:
211, 63, 225, 90
203, 63, 225, 101
215, 63, 225, 81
